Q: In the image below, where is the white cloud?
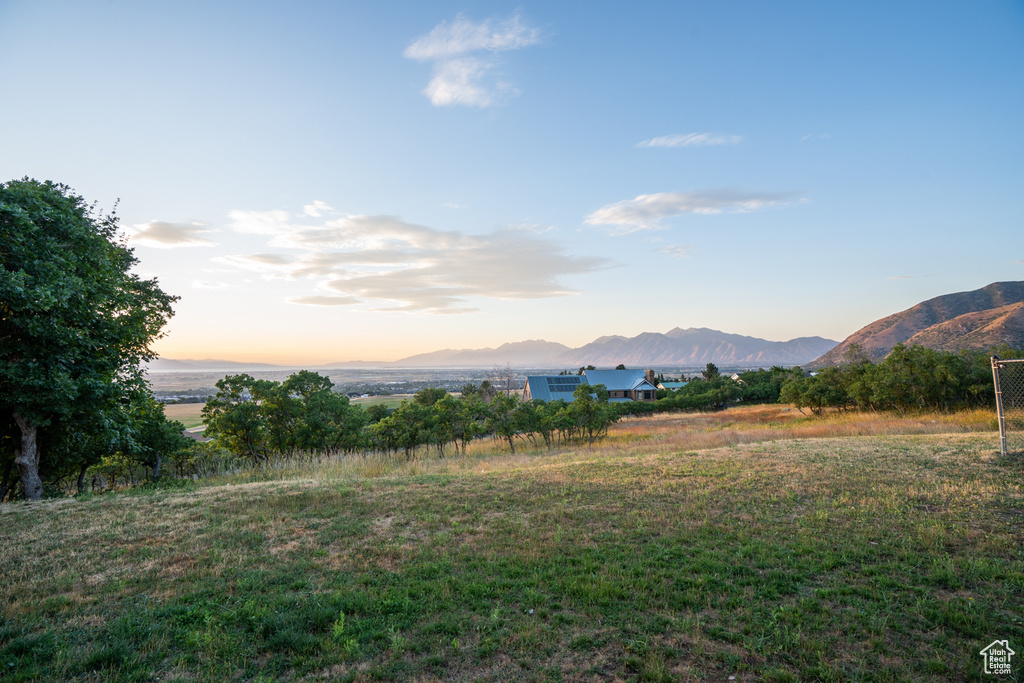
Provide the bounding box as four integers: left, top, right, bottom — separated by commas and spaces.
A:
405, 13, 540, 107
213, 253, 295, 272
658, 245, 695, 259
290, 295, 360, 307
404, 13, 539, 60
886, 275, 913, 280
227, 209, 294, 235
585, 189, 803, 232
220, 214, 609, 313
128, 221, 215, 248
423, 58, 500, 107
637, 133, 742, 148
192, 280, 230, 289
303, 200, 333, 218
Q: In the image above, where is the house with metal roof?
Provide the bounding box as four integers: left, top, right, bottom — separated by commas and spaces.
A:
522, 374, 585, 402
523, 369, 658, 403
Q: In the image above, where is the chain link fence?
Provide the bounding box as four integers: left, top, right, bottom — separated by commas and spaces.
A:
991, 357, 1024, 456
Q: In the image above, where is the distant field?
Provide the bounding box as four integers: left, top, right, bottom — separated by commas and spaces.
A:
161, 402, 205, 429
1, 406, 1020, 681
350, 394, 411, 409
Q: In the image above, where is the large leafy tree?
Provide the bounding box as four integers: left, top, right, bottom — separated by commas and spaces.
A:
0, 179, 176, 499
567, 383, 617, 445
202, 374, 276, 463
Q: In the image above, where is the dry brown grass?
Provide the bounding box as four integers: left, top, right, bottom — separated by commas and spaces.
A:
168, 405, 999, 493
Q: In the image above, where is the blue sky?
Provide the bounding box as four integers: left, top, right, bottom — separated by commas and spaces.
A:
2, 1, 1022, 363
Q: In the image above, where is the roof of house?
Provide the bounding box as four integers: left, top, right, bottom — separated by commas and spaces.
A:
583, 369, 653, 392
658, 381, 689, 390
525, 369, 657, 402
524, 374, 584, 402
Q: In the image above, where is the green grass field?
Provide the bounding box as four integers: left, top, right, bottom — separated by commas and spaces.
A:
2, 408, 1022, 681
162, 403, 206, 429
351, 394, 411, 410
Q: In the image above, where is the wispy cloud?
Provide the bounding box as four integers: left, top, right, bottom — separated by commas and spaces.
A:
886, 275, 913, 280
422, 58, 497, 107
404, 13, 540, 107
637, 133, 742, 148
303, 200, 333, 218
192, 280, 230, 289
218, 212, 609, 313
128, 221, 216, 248
658, 245, 695, 259
227, 209, 294, 235
405, 13, 540, 60
212, 253, 295, 272
585, 189, 803, 232
290, 295, 360, 307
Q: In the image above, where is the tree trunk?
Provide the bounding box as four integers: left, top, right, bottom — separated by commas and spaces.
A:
77, 463, 88, 494
153, 452, 162, 480
12, 412, 43, 500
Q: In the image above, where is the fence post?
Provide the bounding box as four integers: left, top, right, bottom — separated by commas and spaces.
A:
992, 356, 1007, 456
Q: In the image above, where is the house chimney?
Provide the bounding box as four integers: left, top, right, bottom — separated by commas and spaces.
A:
645, 369, 656, 384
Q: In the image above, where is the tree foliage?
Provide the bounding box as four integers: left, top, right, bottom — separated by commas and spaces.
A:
779, 344, 1015, 414
203, 372, 366, 462
0, 179, 177, 499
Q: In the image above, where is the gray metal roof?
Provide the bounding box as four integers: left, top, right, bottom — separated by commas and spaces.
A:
583, 369, 653, 392
524, 375, 584, 402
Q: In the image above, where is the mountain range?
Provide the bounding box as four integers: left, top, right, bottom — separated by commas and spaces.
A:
147, 281, 1024, 373
809, 281, 1024, 366
146, 329, 839, 372
330, 328, 839, 368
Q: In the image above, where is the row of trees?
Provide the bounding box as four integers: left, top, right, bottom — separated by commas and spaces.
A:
202, 371, 369, 463
201, 374, 621, 463
603, 348, 1016, 418
779, 344, 1015, 414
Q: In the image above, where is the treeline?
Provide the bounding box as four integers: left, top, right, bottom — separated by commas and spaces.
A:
779, 344, 1017, 414
600, 345, 1019, 418
619, 345, 1016, 417
201, 372, 620, 464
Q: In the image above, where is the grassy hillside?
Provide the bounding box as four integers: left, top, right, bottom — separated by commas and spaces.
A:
1, 408, 1022, 682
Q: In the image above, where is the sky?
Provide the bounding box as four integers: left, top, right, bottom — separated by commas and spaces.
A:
1, 1, 1022, 364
